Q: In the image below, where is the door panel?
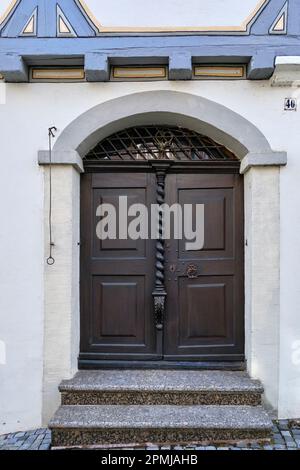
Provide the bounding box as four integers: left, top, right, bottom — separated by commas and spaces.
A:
164, 173, 244, 361
92, 189, 146, 256
92, 276, 145, 343
177, 187, 233, 259
80, 172, 159, 361
178, 276, 234, 344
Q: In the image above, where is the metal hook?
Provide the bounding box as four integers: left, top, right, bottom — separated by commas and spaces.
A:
48, 126, 57, 138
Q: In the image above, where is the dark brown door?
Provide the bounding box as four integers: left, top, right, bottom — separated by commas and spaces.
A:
164, 173, 244, 361
80, 172, 159, 361
80, 169, 244, 365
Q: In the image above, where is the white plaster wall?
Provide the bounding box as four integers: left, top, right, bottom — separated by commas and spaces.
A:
80, 0, 262, 28
0, 79, 299, 431
42, 166, 80, 423
0, 84, 45, 434
278, 103, 300, 419
244, 167, 280, 409
0, 0, 14, 23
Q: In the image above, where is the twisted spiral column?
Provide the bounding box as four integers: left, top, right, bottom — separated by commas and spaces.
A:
152, 168, 167, 331
155, 172, 165, 288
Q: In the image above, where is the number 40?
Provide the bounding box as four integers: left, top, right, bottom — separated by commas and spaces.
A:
284, 98, 297, 111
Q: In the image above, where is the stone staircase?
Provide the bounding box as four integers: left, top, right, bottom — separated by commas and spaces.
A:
49, 370, 273, 448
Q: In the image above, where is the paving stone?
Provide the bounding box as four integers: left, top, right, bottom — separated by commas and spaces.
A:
250, 443, 262, 449
278, 420, 289, 430
19, 444, 34, 450
274, 438, 285, 444
40, 443, 51, 450
284, 440, 296, 448
2, 419, 300, 451
4, 440, 17, 445
35, 428, 46, 435
24, 436, 37, 444
30, 443, 41, 450
235, 442, 248, 448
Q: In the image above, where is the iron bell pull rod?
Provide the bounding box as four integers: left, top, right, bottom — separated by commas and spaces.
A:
46, 126, 57, 266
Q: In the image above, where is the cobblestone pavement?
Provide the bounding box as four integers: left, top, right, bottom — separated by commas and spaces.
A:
0, 421, 299, 451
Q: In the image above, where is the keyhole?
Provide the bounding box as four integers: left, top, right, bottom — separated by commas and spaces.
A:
169, 264, 176, 273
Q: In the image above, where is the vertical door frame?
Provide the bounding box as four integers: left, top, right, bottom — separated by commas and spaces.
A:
78, 160, 244, 367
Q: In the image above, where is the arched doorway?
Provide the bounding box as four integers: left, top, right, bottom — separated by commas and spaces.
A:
40, 90, 285, 418
79, 126, 244, 367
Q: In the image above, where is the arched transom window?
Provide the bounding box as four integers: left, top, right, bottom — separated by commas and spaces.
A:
85, 126, 238, 162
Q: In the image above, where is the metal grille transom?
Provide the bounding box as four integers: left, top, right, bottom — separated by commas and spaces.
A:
85, 126, 238, 162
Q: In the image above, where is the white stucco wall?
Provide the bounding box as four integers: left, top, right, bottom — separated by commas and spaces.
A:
0, 79, 299, 432
78, 0, 263, 29
42, 166, 80, 423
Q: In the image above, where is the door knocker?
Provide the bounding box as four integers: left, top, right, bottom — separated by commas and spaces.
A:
186, 264, 199, 279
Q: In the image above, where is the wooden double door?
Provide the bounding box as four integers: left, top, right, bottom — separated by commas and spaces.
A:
79, 166, 244, 366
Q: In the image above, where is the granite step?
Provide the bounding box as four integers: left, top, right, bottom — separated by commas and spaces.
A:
49, 404, 273, 448
59, 370, 263, 406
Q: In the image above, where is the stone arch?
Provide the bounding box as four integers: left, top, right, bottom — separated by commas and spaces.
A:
52, 90, 276, 161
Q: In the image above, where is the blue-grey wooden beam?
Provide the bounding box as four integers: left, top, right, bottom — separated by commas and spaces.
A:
0, 0, 96, 38
0, 53, 28, 81
247, 51, 275, 79
56, 0, 96, 37
0, 35, 299, 52
287, 0, 300, 35
169, 52, 192, 80
250, 0, 287, 35
85, 52, 109, 81
1, 0, 37, 37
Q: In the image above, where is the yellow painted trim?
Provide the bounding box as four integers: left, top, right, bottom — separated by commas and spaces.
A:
0, 0, 19, 25
77, 0, 103, 30
240, 0, 269, 31
273, 14, 285, 31
32, 68, 85, 80
112, 66, 167, 79
194, 65, 245, 78
77, 0, 268, 33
